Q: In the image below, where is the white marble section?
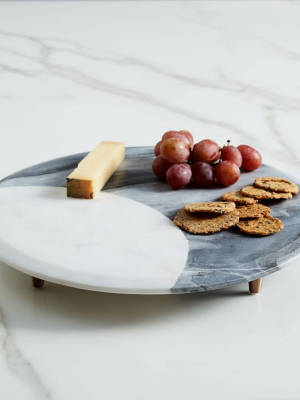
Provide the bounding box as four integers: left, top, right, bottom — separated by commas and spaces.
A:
0, 186, 188, 294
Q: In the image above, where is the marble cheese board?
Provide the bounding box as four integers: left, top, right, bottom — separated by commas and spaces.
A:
0, 146, 300, 294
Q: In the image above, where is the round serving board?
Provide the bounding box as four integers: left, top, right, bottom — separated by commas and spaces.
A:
0, 147, 300, 294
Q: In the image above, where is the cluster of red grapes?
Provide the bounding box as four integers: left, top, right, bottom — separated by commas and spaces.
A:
152, 130, 262, 190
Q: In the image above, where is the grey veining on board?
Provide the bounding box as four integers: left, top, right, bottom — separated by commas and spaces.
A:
1, 146, 300, 293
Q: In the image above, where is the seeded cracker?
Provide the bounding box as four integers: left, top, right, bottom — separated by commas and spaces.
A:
184, 202, 236, 214
254, 177, 299, 194
241, 186, 292, 200
173, 209, 239, 234
237, 203, 271, 219
221, 190, 258, 205
237, 216, 284, 236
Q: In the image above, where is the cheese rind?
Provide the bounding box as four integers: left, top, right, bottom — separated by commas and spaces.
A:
67, 141, 125, 199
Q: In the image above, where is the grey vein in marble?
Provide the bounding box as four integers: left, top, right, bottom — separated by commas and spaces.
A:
0, 304, 51, 399
1, 27, 300, 167
2, 28, 300, 156
264, 106, 299, 163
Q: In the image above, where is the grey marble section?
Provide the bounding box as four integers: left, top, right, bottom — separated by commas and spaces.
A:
1, 147, 300, 293
0, 147, 155, 190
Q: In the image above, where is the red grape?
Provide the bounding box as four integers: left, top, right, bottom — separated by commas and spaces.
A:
192, 162, 214, 187
162, 131, 191, 149
160, 138, 190, 163
214, 161, 240, 187
179, 130, 194, 149
152, 156, 173, 180
166, 163, 192, 190
237, 145, 262, 171
154, 141, 162, 156
193, 139, 220, 164
221, 145, 242, 168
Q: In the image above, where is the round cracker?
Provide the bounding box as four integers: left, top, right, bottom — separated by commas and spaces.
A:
241, 186, 292, 200
184, 201, 236, 214
237, 203, 271, 219
221, 190, 258, 205
237, 216, 283, 236
254, 177, 299, 194
173, 209, 239, 234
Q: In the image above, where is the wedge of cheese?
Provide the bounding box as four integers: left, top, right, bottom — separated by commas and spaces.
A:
67, 141, 125, 199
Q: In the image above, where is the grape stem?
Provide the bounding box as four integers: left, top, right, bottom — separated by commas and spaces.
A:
219, 140, 231, 151
219, 139, 231, 163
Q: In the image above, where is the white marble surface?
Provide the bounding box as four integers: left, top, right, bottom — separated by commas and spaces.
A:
1, 1, 300, 399
0, 186, 188, 293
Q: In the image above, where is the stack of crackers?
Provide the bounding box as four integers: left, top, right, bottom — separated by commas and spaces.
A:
173, 177, 299, 236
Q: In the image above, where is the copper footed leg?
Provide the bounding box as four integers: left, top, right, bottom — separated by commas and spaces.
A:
31, 277, 45, 288
248, 278, 263, 294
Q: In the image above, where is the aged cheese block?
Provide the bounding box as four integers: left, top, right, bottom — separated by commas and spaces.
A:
67, 141, 125, 199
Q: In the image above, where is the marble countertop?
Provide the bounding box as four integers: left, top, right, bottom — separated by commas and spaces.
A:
1, 2, 300, 399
